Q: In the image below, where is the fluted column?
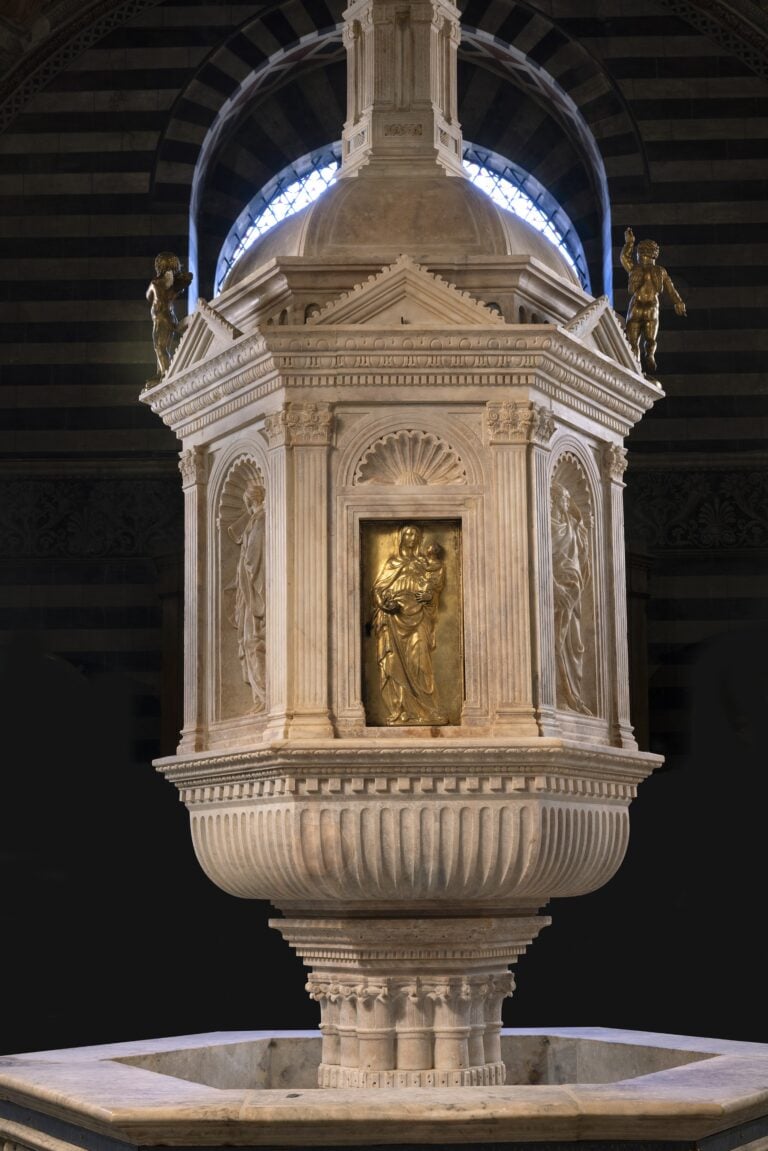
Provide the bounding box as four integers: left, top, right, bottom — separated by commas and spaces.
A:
603, 444, 637, 748
178, 446, 208, 752
264, 402, 335, 740
486, 401, 554, 737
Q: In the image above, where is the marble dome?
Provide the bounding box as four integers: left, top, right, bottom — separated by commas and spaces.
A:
222, 167, 579, 290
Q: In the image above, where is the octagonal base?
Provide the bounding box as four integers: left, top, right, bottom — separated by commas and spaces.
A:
3, 1028, 768, 1151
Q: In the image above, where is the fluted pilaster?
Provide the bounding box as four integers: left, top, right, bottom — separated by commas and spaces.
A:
603, 444, 636, 748
178, 446, 208, 752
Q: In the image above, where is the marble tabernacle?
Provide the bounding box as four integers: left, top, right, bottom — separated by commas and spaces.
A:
136, 0, 664, 1091
6, 2, 764, 1149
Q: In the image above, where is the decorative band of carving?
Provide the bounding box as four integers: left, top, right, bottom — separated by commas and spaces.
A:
383, 123, 424, 136
265, 402, 334, 447
318, 1061, 506, 1088
178, 446, 208, 487
486, 401, 555, 445
179, 772, 638, 805
604, 443, 628, 481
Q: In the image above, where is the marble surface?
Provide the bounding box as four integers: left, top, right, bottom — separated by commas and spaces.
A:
2, 1028, 767, 1147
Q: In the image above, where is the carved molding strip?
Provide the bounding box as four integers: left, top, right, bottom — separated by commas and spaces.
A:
0, 0, 163, 130
658, 0, 768, 80
179, 772, 638, 806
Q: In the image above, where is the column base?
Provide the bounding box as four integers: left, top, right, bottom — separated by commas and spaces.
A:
273, 914, 548, 1088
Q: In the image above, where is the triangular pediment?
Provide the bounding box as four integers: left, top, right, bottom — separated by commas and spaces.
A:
561, 295, 640, 372
167, 299, 244, 378
308, 254, 507, 328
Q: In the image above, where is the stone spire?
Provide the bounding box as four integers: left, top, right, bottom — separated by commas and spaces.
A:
341, 0, 464, 177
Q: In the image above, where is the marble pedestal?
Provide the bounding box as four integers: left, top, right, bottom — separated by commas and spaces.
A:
2, 1028, 768, 1151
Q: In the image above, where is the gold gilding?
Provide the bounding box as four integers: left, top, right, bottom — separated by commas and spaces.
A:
621, 227, 686, 377
361, 520, 463, 726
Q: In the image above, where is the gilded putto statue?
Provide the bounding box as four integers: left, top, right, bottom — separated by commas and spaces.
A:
621, 227, 686, 376
146, 251, 193, 379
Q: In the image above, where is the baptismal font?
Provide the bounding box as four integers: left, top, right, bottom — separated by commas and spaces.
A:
141, 0, 663, 1088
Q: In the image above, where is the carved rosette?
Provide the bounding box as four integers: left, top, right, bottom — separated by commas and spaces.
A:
178, 445, 208, 488
285, 918, 538, 1088
265, 402, 334, 448
486, 401, 555, 446
604, 443, 628, 483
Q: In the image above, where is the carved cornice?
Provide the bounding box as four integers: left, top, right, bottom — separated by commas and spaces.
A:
264, 402, 335, 447
139, 329, 658, 438
139, 333, 273, 431
177, 770, 640, 807
562, 294, 611, 340
157, 742, 660, 792
197, 298, 242, 341
178, 446, 208, 488
486, 401, 555, 446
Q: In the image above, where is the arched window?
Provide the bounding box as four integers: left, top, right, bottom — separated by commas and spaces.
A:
216, 142, 589, 293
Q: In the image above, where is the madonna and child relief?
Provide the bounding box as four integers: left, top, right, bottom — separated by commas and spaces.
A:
362, 521, 463, 727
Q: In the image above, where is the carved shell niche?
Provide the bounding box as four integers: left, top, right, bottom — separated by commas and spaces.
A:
354, 430, 466, 486
551, 452, 593, 525
218, 456, 265, 528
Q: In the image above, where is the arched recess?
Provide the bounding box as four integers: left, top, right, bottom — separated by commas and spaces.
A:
337, 412, 485, 491
547, 443, 604, 722
151, 5, 645, 303
210, 448, 268, 730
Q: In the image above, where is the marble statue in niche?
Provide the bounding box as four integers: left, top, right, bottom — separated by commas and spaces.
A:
551, 481, 593, 715
371, 524, 448, 726
227, 480, 267, 711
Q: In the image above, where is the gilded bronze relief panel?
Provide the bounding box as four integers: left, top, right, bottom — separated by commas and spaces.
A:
361, 519, 464, 727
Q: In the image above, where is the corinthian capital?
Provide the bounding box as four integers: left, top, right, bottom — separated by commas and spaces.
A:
486, 401, 555, 446
265, 402, 335, 447
604, 443, 628, 481
178, 446, 208, 487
